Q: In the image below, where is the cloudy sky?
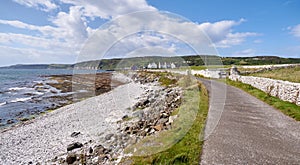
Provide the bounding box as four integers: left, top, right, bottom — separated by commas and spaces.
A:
0, 0, 299, 66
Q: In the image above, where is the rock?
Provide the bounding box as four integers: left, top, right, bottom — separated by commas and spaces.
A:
160, 113, 169, 118
122, 115, 129, 121
153, 125, 162, 131
168, 115, 177, 123
6, 119, 14, 124
98, 154, 109, 162
89, 147, 93, 154
67, 142, 83, 151
157, 118, 169, 125
94, 145, 108, 155
66, 154, 77, 164
140, 131, 147, 136
70, 132, 80, 137
51, 156, 58, 162
105, 133, 114, 140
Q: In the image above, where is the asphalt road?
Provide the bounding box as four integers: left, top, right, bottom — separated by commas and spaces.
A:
199, 78, 300, 164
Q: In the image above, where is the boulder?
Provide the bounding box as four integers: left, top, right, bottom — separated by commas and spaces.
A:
6, 119, 14, 124
66, 154, 77, 164
67, 142, 83, 151
70, 132, 80, 137
105, 134, 114, 141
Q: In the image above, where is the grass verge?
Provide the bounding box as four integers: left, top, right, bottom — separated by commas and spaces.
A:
226, 79, 300, 121
127, 75, 209, 165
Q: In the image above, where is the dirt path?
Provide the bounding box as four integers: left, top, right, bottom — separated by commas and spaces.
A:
199, 78, 300, 164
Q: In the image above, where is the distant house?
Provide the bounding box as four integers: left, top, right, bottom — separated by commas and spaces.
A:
147, 62, 177, 69
170, 63, 176, 69
147, 62, 158, 69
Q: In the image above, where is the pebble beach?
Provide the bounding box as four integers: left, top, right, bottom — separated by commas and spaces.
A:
0, 73, 147, 164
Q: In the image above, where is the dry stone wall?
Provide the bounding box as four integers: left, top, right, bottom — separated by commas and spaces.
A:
229, 74, 300, 106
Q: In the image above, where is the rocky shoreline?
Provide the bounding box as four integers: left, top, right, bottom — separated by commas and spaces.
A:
0, 71, 183, 164
52, 71, 182, 164
0, 72, 125, 129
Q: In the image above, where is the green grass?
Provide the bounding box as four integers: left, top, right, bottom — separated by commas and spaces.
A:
125, 76, 209, 165
226, 79, 300, 121
158, 75, 177, 87
249, 66, 300, 83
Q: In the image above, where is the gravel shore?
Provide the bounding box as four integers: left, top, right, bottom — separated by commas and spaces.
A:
0, 73, 150, 164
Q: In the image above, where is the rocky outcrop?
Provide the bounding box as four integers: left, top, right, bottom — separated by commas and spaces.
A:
121, 85, 182, 137
229, 72, 300, 106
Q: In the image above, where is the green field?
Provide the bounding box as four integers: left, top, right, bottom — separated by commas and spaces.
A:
248, 66, 300, 83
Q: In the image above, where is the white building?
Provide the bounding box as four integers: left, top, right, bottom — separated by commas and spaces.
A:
147, 62, 158, 69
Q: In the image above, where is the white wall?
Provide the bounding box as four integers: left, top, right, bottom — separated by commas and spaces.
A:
229, 75, 300, 106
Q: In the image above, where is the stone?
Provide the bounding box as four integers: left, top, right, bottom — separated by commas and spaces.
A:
67, 142, 83, 151
160, 113, 169, 118
157, 118, 169, 125
105, 133, 114, 140
70, 132, 80, 137
66, 154, 77, 164
6, 119, 14, 124
122, 115, 128, 120
89, 147, 93, 154
94, 145, 108, 155
169, 115, 177, 123
153, 125, 162, 131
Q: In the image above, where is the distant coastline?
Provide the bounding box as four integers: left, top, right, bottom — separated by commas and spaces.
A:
1, 55, 300, 70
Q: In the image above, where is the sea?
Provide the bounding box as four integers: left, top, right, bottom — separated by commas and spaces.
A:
0, 69, 100, 128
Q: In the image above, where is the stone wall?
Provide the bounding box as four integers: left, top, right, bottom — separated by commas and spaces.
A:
240, 63, 300, 69
229, 74, 300, 106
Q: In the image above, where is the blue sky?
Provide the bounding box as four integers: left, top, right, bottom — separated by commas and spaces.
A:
0, 0, 299, 66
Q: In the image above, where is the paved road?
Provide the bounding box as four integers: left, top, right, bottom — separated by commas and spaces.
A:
199, 79, 300, 164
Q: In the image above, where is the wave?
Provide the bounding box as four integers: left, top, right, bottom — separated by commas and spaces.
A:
0, 102, 7, 106
8, 87, 27, 91
10, 97, 32, 103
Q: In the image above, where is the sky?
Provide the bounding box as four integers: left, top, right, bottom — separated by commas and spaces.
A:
0, 0, 300, 66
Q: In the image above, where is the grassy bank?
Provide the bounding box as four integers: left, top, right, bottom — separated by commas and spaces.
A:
124, 74, 209, 164
248, 66, 300, 83
226, 79, 300, 121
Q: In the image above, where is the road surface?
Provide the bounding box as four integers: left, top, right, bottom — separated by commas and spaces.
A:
199, 78, 300, 164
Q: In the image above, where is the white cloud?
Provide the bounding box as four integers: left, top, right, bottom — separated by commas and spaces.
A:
197, 19, 258, 48
79, 12, 258, 62
60, 0, 156, 19
0, 32, 70, 50
216, 32, 259, 48
13, 0, 58, 12
253, 39, 262, 44
51, 6, 88, 45
0, 6, 90, 52
289, 24, 300, 38
0, 45, 75, 66
1, 0, 258, 66
234, 49, 256, 56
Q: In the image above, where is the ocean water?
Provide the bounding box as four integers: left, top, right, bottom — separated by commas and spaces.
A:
0, 69, 100, 127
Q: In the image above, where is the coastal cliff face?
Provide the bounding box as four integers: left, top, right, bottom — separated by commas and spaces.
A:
229, 74, 300, 106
